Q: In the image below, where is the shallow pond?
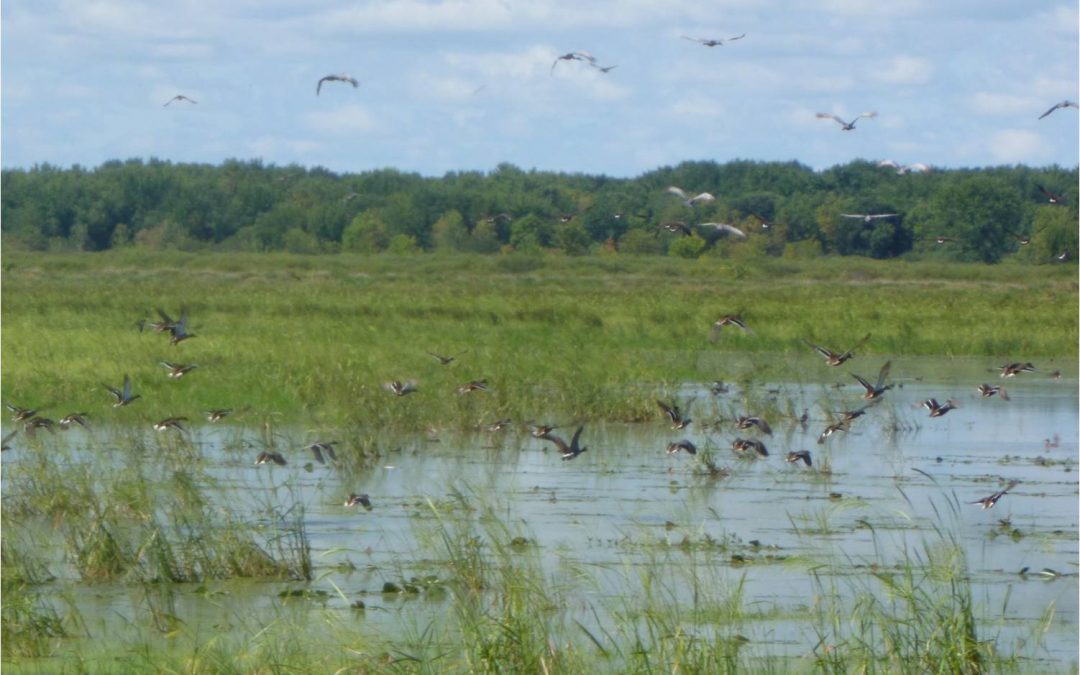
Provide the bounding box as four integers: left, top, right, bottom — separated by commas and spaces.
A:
3, 357, 1077, 671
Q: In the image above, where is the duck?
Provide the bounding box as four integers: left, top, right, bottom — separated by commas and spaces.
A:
921, 398, 958, 418
59, 413, 90, 429
105, 375, 140, 407
999, 362, 1036, 378
731, 437, 768, 458
456, 380, 489, 395
384, 380, 419, 396
977, 384, 1009, 400
971, 480, 1018, 510
255, 451, 287, 466
540, 425, 587, 460
805, 333, 870, 367
304, 441, 338, 465
344, 493, 373, 510
5, 404, 38, 422
153, 417, 188, 433
206, 409, 233, 422
161, 361, 198, 378
657, 399, 692, 430
710, 314, 752, 340
735, 415, 772, 435
666, 439, 697, 455
785, 450, 812, 467
852, 361, 893, 400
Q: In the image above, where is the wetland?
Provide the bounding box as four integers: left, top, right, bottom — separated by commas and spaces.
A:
2, 251, 1077, 673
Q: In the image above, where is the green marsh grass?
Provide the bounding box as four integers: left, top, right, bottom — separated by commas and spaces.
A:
3, 251, 1076, 432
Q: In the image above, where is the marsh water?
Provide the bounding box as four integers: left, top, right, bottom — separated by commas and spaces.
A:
4, 357, 1078, 670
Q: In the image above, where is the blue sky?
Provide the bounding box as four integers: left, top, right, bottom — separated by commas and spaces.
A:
2, 0, 1077, 177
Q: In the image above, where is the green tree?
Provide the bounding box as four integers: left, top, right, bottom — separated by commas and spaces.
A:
509, 214, 553, 252
431, 210, 469, 252
342, 211, 390, 253
928, 176, 1022, 263
668, 234, 707, 259
555, 220, 591, 255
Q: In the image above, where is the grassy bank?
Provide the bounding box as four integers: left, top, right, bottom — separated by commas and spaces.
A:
2, 251, 1075, 429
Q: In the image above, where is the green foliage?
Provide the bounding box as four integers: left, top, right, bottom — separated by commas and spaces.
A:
928, 175, 1024, 263
618, 228, 665, 255
432, 209, 469, 252
386, 233, 421, 255
3, 159, 1074, 262
668, 234, 707, 259
342, 210, 389, 253
555, 219, 591, 255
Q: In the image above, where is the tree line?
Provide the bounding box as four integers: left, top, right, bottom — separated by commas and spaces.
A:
2, 158, 1075, 263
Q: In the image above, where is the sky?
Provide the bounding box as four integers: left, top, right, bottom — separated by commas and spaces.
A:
2, 0, 1078, 178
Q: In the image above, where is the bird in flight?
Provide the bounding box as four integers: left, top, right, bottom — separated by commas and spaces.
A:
666, 186, 716, 207
698, 223, 747, 239
805, 333, 871, 367
59, 413, 90, 429
304, 441, 338, 465
998, 362, 1036, 378
657, 399, 692, 430
666, 439, 697, 455
921, 398, 958, 418
164, 95, 197, 106
785, 450, 813, 467
1037, 185, 1065, 204
816, 112, 877, 130
551, 51, 596, 74
153, 416, 188, 433
161, 361, 198, 379
1038, 100, 1077, 120
206, 409, 233, 422
540, 425, 587, 460
731, 437, 768, 458
255, 451, 287, 466
877, 160, 930, 175
710, 314, 752, 341
317, 73, 359, 95
457, 380, 489, 395
977, 384, 1009, 400
735, 415, 772, 435
105, 375, 140, 407
840, 213, 898, 223
852, 361, 894, 400
682, 34, 745, 47
971, 480, 1018, 510
383, 380, 419, 397
344, 493, 373, 510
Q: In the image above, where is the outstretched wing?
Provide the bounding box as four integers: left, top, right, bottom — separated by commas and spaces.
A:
875, 360, 892, 390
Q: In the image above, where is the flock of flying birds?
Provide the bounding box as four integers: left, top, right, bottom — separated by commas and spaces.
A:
156, 34, 1075, 258
3, 297, 1057, 514
661, 317, 1054, 511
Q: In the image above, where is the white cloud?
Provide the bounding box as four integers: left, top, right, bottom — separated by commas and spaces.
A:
304, 104, 378, 134
871, 56, 934, 85
970, 91, 1041, 117
989, 129, 1050, 163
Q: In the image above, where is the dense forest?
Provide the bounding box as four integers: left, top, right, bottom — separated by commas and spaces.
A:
1, 158, 1076, 263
